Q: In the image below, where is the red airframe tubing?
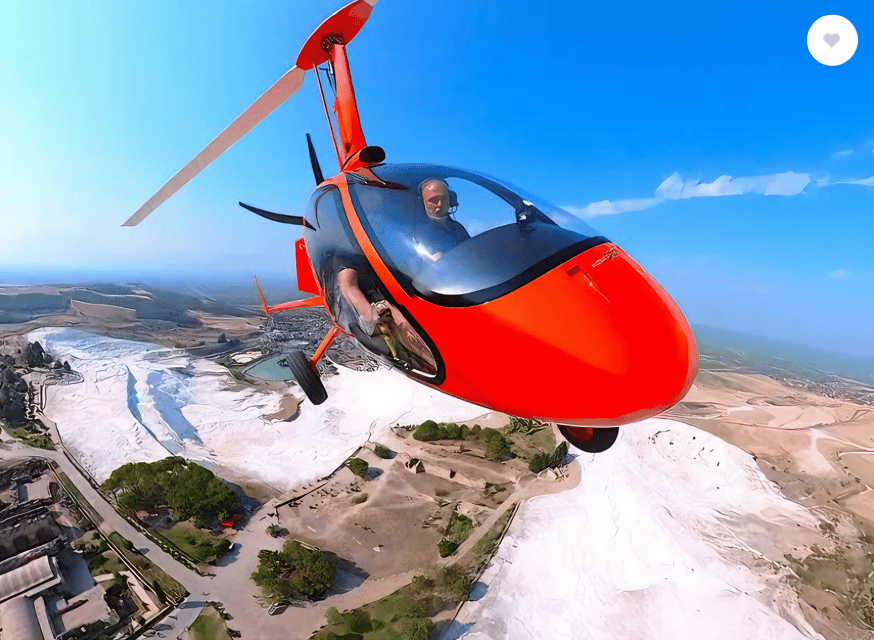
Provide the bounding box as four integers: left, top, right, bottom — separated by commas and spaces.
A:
296, 0, 373, 168
253, 275, 324, 316
331, 44, 368, 164
310, 325, 341, 367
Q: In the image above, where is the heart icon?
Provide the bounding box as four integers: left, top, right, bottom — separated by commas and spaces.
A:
823, 33, 841, 47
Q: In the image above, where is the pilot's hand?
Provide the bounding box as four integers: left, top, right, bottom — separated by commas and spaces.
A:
373, 300, 392, 318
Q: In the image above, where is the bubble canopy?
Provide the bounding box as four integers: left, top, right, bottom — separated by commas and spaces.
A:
345, 164, 609, 306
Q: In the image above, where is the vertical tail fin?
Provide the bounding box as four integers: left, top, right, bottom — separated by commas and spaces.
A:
253, 275, 271, 315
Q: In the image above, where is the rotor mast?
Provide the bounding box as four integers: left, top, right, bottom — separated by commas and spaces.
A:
297, 0, 381, 172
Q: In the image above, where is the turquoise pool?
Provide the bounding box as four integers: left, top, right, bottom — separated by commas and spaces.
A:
244, 354, 294, 381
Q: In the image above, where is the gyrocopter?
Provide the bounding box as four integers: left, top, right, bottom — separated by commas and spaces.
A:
124, 0, 698, 452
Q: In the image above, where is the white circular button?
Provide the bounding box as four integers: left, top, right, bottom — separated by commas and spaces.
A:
808, 15, 858, 66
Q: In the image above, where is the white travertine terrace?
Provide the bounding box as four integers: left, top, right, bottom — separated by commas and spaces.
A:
29, 327, 485, 490
28, 328, 831, 639
456, 418, 828, 640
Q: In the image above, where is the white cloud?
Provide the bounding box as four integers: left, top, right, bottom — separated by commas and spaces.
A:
565, 198, 658, 218
832, 149, 853, 159
656, 171, 810, 198
829, 269, 851, 281
571, 171, 811, 218
833, 176, 874, 187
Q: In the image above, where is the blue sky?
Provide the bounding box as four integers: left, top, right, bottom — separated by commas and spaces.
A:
2, 0, 873, 357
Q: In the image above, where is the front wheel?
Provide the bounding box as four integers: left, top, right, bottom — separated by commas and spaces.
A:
557, 425, 619, 453
285, 351, 328, 405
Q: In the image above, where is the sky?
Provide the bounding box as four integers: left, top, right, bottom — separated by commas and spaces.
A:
2, 0, 873, 358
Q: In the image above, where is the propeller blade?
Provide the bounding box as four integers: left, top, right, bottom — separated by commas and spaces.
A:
239, 202, 315, 230
123, 65, 307, 226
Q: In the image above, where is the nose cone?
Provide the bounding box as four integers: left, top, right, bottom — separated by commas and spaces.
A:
475, 242, 697, 426
552, 243, 698, 425
426, 242, 697, 427
581, 244, 698, 424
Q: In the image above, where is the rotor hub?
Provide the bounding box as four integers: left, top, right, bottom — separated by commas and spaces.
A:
295, 0, 373, 70
320, 33, 347, 52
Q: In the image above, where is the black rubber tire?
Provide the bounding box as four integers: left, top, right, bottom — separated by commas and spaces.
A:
285, 350, 328, 405
557, 424, 619, 453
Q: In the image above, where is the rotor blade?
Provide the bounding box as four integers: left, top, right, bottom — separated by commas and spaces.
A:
123, 65, 307, 226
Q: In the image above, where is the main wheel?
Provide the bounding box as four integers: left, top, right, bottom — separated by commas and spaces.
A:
558, 425, 619, 453
285, 350, 328, 405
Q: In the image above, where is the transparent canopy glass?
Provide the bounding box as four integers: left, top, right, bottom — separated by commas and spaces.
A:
346, 164, 605, 303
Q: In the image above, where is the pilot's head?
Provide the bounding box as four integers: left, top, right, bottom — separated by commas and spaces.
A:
421, 179, 451, 219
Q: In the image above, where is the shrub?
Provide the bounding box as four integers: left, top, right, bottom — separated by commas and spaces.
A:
449, 575, 472, 602
438, 539, 458, 557
549, 441, 569, 468
348, 458, 369, 478
528, 452, 549, 474
460, 424, 471, 439
413, 421, 443, 441
443, 423, 461, 440
481, 428, 511, 461
373, 443, 392, 459
506, 416, 542, 435
444, 513, 474, 544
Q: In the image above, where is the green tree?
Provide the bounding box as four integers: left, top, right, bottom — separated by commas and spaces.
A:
506, 416, 542, 435
251, 540, 335, 600
444, 513, 474, 545
438, 539, 458, 557
394, 617, 435, 640
549, 441, 569, 468
443, 423, 461, 439
481, 428, 511, 461
347, 458, 369, 478
165, 463, 237, 522
435, 566, 472, 601
413, 420, 442, 441
449, 575, 472, 602
116, 485, 150, 516
104, 457, 237, 525
373, 443, 392, 459
528, 452, 549, 474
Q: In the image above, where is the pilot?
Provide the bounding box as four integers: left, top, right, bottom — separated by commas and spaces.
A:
336, 265, 437, 374
416, 178, 470, 261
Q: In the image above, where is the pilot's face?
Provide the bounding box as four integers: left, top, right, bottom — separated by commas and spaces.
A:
422, 182, 450, 218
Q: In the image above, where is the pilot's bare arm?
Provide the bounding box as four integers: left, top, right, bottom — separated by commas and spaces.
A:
337, 268, 375, 322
